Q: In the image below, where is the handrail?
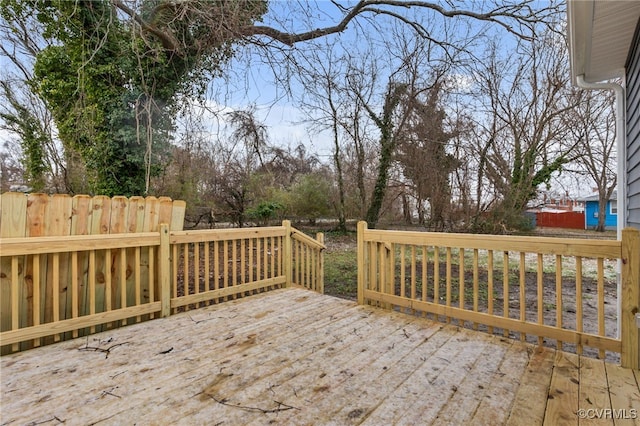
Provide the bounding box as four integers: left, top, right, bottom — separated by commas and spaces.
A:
291, 229, 326, 250
362, 229, 621, 258
170, 226, 286, 244
0, 233, 160, 256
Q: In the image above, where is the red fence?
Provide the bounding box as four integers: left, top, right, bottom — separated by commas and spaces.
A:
536, 211, 584, 229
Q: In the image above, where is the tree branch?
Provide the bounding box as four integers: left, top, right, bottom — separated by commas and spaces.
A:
110, 0, 180, 52
112, 0, 554, 52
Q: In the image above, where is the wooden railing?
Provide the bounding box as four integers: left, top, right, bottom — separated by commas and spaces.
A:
170, 226, 288, 312
291, 229, 325, 293
0, 221, 325, 353
357, 222, 640, 369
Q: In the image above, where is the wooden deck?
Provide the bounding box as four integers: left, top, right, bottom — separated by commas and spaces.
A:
2, 288, 639, 425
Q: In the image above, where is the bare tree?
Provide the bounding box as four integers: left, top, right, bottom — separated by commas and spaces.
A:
566, 90, 617, 231
112, 0, 559, 54
395, 79, 462, 229
0, 8, 72, 192
295, 41, 350, 232
468, 33, 580, 231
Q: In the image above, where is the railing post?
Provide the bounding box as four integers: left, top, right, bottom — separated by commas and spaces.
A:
159, 223, 171, 318
316, 232, 324, 294
357, 221, 366, 305
621, 228, 640, 369
283, 220, 292, 288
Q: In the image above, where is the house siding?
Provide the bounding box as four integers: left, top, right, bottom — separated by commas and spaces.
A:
585, 201, 618, 230
626, 18, 640, 229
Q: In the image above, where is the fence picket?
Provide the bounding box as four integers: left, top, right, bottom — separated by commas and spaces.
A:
25, 194, 47, 347
71, 195, 92, 336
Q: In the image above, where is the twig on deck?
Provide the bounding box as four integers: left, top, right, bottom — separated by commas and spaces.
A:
207, 395, 300, 414
79, 337, 129, 359
188, 314, 215, 324
109, 371, 126, 379
27, 416, 66, 425
101, 388, 122, 399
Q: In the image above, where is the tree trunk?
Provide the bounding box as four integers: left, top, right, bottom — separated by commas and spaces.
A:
332, 120, 347, 233
402, 192, 412, 224
596, 197, 607, 232
365, 132, 394, 228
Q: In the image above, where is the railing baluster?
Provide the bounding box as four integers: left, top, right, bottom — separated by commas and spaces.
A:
231, 239, 237, 299
52, 253, 60, 342
195, 242, 201, 301
576, 256, 583, 355
120, 248, 127, 324
388, 243, 395, 307
89, 250, 96, 332
11, 257, 19, 352
434, 246, 440, 321
307, 244, 312, 291
247, 238, 253, 282
239, 239, 245, 287
263, 237, 269, 282
72, 252, 78, 337
556, 254, 563, 351
411, 246, 417, 313
597, 257, 605, 358
537, 253, 543, 346
204, 242, 211, 294
33, 254, 41, 346
104, 250, 111, 327
135, 247, 141, 322
421, 246, 427, 306
519, 252, 525, 342
379, 242, 386, 308
223, 240, 229, 300
211, 240, 219, 298
171, 244, 177, 315
148, 247, 155, 315
487, 250, 494, 334
446, 247, 452, 323
271, 236, 276, 281
369, 241, 376, 296
503, 251, 509, 337
298, 240, 302, 288
400, 245, 406, 299
473, 249, 479, 330
459, 248, 465, 327
277, 236, 282, 278
183, 243, 190, 304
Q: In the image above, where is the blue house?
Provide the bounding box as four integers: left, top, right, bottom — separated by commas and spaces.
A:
582, 192, 617, 231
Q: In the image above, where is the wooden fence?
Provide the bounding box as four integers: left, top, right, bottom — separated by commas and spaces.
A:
0, 193, 187, 352
536, 211, 585, 229
0, 195, 325, 352
357, 221, 640, 369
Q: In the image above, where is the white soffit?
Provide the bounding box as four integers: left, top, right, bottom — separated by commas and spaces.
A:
569, 0, 640, 83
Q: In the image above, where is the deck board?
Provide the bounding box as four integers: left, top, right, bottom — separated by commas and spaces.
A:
506, 346, 555, 426
544, 351, 581, 425
1, 288, 638, 425
429, 336, 513, 426
605, 363, 640, 425
579, 356, 614, 426
471, 336, 534, 425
